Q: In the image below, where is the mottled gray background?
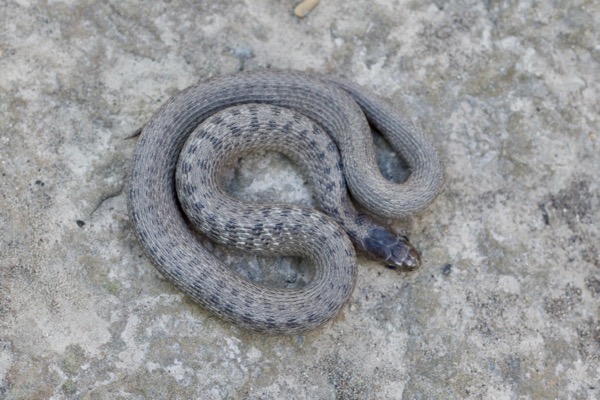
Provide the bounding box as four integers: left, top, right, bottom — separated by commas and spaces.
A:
1, 1, 599, 399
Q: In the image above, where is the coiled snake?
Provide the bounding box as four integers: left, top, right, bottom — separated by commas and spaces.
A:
128, 71, 443, 334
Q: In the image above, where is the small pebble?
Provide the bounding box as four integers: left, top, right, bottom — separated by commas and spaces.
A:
442, 264, 452, 276
294, 0, 319, 18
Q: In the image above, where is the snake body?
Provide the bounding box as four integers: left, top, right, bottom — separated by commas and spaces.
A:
129, 71, 442, 334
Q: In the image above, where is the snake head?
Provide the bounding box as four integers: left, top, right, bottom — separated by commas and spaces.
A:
362, 227, 422, 272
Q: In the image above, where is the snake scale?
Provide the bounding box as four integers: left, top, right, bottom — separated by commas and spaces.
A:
129, 70, 443, 334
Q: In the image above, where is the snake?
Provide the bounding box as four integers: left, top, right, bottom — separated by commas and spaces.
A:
128, 70, 443, 334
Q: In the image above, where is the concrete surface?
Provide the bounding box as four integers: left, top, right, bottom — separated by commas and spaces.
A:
1, 0, 598, 399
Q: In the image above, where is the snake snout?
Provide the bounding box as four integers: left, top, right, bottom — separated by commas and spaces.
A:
387, 242, 421, 272
363, 228, 422, 272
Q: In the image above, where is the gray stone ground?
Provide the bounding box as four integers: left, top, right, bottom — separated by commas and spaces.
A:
1, 0, 598, 399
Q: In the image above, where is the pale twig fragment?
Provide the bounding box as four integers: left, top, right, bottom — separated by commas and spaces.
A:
294, 0, 319, 18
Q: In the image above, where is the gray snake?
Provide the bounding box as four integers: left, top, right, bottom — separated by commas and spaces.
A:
128, 70, 443, 334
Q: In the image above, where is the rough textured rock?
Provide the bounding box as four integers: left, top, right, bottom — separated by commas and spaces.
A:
1, 0, 598, 398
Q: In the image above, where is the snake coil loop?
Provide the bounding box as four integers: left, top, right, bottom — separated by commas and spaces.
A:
129, 71, 442, 333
